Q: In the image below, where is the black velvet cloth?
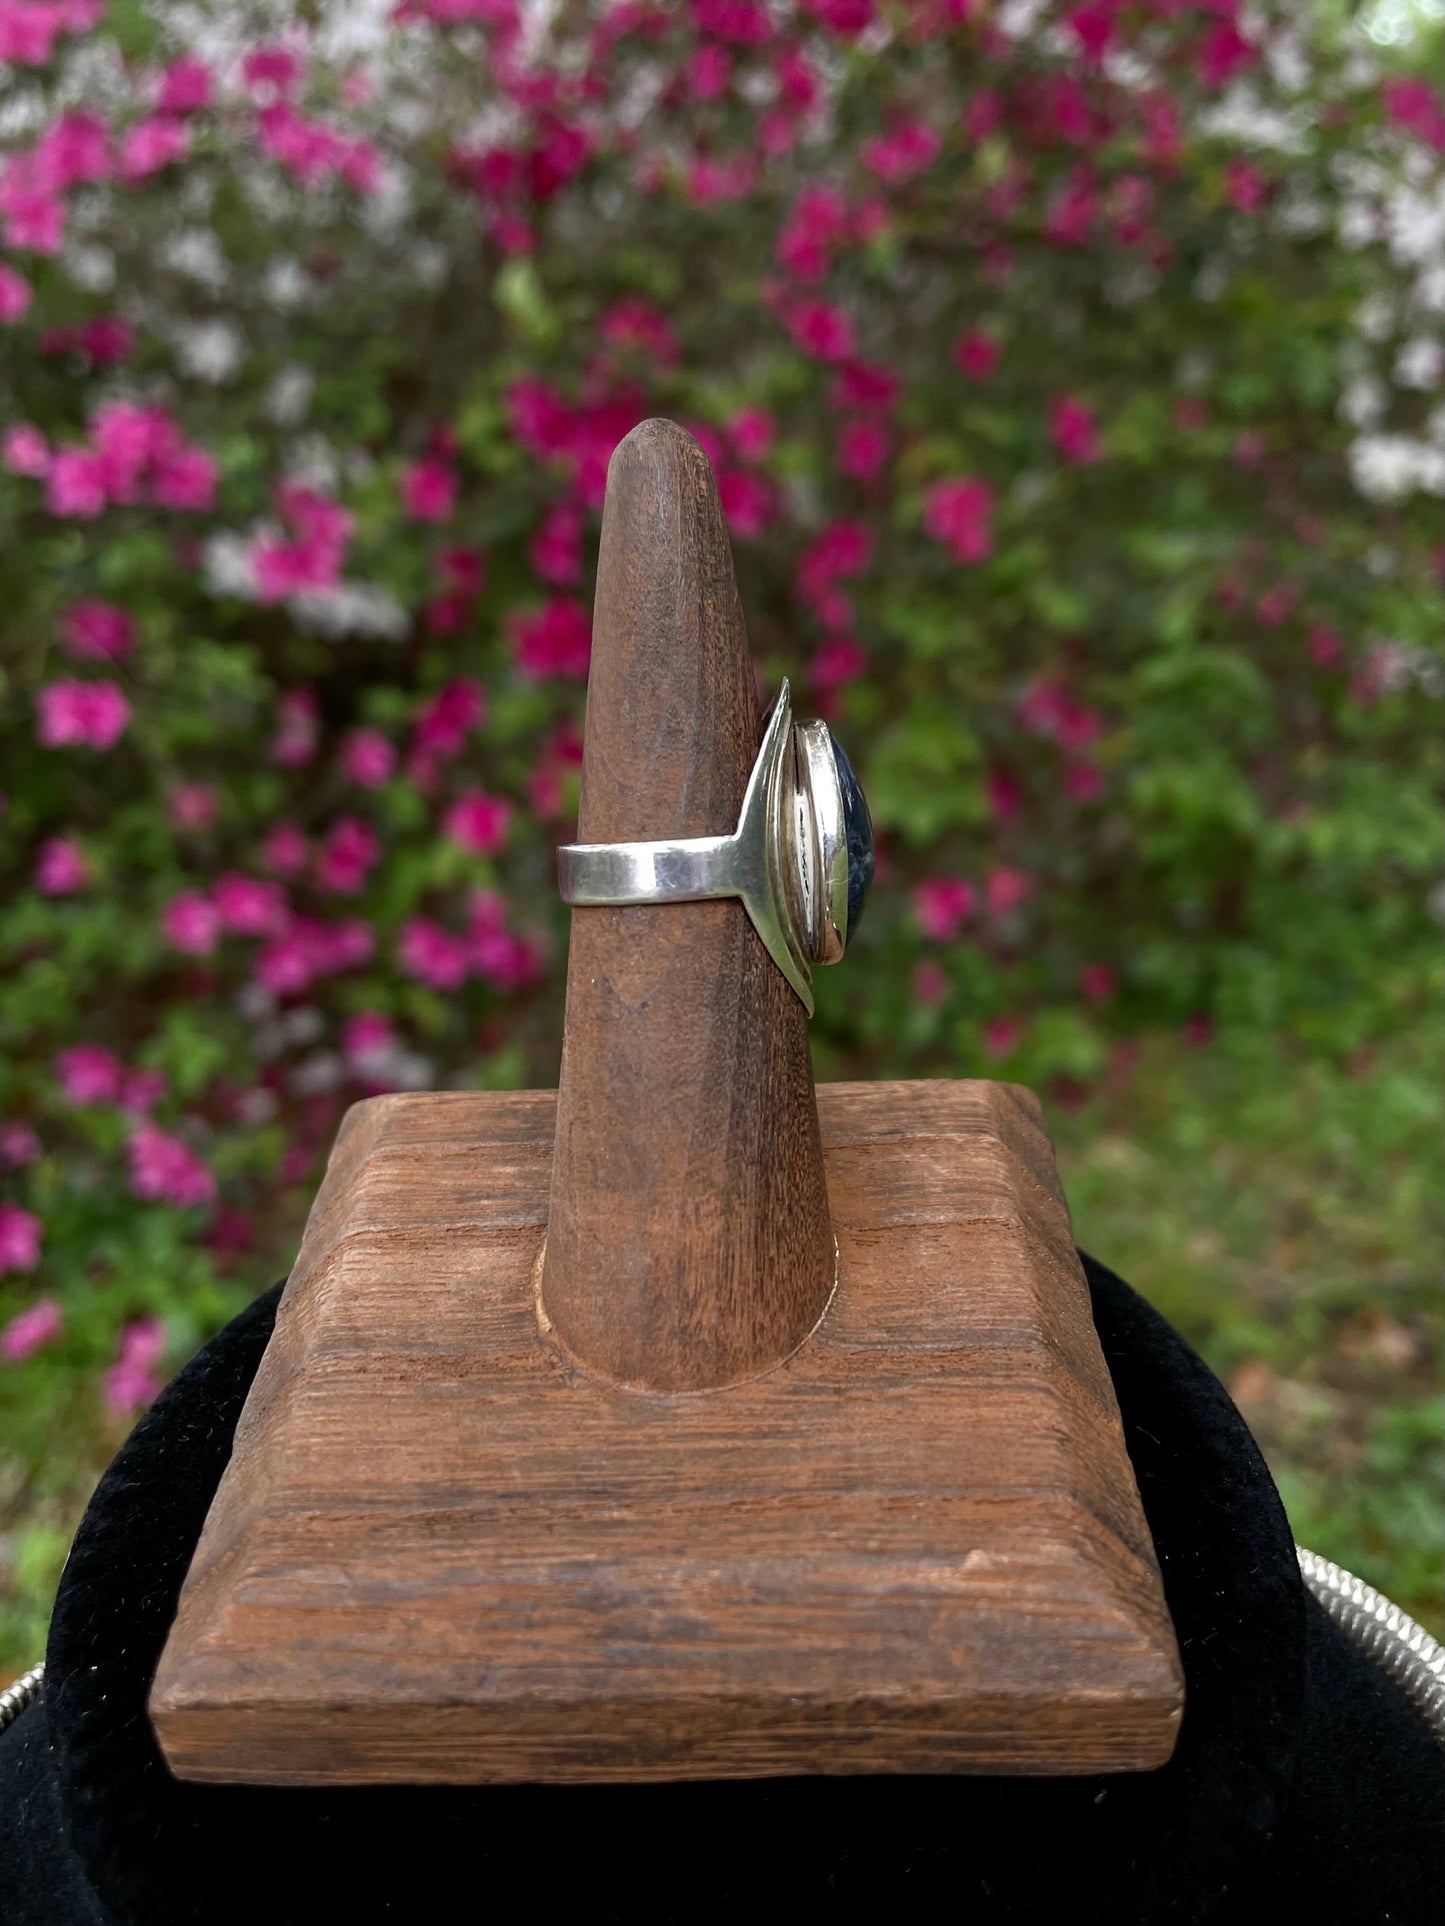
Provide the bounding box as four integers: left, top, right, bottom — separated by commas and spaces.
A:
1, 1256, 1440, 1925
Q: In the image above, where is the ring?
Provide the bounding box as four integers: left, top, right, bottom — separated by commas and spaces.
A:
556, 680, 874, 1015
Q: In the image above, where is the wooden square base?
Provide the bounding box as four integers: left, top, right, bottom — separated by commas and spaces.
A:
149, 1081, 1182, 1784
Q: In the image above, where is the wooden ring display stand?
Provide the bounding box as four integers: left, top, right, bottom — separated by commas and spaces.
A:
149, 420, 1183, 1786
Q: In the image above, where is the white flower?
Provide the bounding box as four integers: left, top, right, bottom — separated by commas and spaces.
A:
1349, 433, 1445, 500
159, 227, 228, 292
173, 318, 246, 384
291, 582, 409, 642
263, 364, 315, 426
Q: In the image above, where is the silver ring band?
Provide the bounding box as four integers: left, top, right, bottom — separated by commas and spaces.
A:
557, 681, 873, 1016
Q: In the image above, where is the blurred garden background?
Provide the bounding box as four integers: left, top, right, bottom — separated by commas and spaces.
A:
1, 0, 1442, 1670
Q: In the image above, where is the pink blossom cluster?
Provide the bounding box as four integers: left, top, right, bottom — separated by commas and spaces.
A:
127, 1124, 216, 1209
55, 1045, 166, 1114
795, 520, 872, 627
0, 100, 191, 256
256, 102, 382, 192
12, 402, 217, 517
913, 867, 1037, 944
104, 1315, 168, 1416
0, 1295, 61, 1361
399, 891, 543, 994
1017, 676, 1110, 802
511, 599, 592, 679
35, 679, 131, 750
253, 481, 354, 601
922, 477, 995, 565
0, 1201, 43, 1278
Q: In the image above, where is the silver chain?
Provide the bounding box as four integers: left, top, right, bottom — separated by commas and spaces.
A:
0, 1663, 44, 1737
4, 1550, 1442, 1748
1297, 1546, 1445, 1746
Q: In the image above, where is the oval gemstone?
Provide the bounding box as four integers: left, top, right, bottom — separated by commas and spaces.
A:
829, 731, 875, 944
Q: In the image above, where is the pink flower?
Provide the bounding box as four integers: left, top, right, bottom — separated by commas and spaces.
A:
127, 1123, 216, 1207
776, 184, 849, 280
341, 729, 396, 788
1080, 963, 1116, 1003
1308, 623, 1344, 669
118, 116, 190, 182
0, 262, 31, 322
342, 1011, 395, 1067
261, 822, 309, 874
214, 873, 287, 935
91, 401, 158, 501
76, 315, 134, 364
694, 0, 773, 43
162, 891, 220, 955
952, 330, 1000, 381
0, 165, 65, 252
0, 1123, 41, 1168
861, 118, 940, 184
36, 680, 131, 750
444, 790, 511, 855
528, 501, 583, 584
32, 110, 109, 190
1199, 21, 1256, 89
511, 599, 591, 678
438, 546, 485, 595
987, 768, 1022, 822
688, 40, 731, 99
599, 298, 679, 365
56, 1045, 124, 1105
717, 468, 773, 537
399, 917, 469, 991
413, 678, 486, 756
151, 441, 217, 510
401, 458, 457, 522
914, 961, 949, 1006
728, 408, 774, 462
810, 635, 868, 690
1383, 77, 1445, 154
242, 44, 305, 97
914, 878, 976, 943
983, 1015, 1024, 1059
800, 0, 875, 31
796, 522, 873, 626
787, 300, 857, 362
3, 424, 49, 475
62, 600, 134, 661
46, 448, 107, 516
35, 836, 88, 894
121, 1069, 166, 1115
314, 817, 380, 894
922, 476, 995, 564
1049, 395, 1101, 464
1, 1296, 61, 1361
168, 782, 217, 831
1225, 159, 1268, 213
104, 1316, 169, 1417
0, 1203, 42, 1276
1066, 762, 1105, 803
272, 689, 319, 766
837, 417, 890, 481
158, 57, 214, 116
986, 867, 1033, 916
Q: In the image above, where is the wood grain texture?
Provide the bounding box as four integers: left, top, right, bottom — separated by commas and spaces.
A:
149, 1082, 1184, 1786
540, 417, 834, 1391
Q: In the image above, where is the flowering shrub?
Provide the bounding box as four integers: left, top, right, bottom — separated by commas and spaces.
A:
0, 2, 1441, 1638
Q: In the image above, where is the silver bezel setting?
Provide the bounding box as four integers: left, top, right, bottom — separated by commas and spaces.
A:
556, 680, 865, 1015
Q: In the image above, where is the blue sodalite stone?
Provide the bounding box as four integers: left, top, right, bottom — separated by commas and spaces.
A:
829, 731, 874, 943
